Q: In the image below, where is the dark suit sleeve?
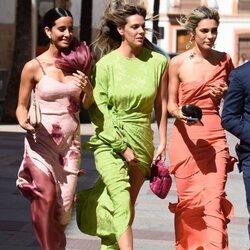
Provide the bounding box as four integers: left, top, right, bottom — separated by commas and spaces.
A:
221, 69, 245, 140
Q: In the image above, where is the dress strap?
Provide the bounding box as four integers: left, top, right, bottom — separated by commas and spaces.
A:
35, 58, 46, 75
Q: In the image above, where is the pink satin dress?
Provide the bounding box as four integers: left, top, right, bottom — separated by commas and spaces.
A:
16, 61, 82, 250
168, 53, 235, 249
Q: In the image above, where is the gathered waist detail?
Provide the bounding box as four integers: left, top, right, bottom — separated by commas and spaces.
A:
111, 110, 151, 124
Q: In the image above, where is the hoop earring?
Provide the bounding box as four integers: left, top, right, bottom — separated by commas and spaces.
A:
186, 37, 193, 50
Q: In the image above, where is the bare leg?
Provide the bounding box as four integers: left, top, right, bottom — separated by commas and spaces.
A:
129, 165, 145, 224
117, 166, 145, 250
118, 226, 133, 250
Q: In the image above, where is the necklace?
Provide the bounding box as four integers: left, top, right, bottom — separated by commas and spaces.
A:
189, 50, 196, 59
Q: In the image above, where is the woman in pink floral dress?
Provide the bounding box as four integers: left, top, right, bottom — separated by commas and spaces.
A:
15, 8, 93, 250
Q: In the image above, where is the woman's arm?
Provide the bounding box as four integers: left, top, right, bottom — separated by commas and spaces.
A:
209, 56, 235, 100
82, 91, 94, 109
72, 70, 94, 109
91, 63, 128, 153
167, 57, 186, 123
154, 67, 168, 161
16, 61, 36, 131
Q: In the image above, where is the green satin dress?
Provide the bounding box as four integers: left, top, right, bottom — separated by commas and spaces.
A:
77, 48, 167, 249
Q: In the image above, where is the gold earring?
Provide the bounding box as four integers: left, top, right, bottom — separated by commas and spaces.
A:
48, 34, 51, 39
186, 37, 193, 50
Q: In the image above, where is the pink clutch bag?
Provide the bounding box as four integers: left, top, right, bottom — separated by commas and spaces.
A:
149, 160, 172, 199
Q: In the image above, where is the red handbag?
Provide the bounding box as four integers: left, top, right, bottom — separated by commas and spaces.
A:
149, 160, 172, 199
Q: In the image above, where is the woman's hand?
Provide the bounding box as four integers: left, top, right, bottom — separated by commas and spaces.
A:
153, 144, 166, 162
171, 106, 198, 125
121, 147, 139, 167
19, 118, 35, 132
72, 70, 93, 95
209, 81, 228, 100
16, 104, 36, 132
72, 70, 94, 109
171, 106, 187, 123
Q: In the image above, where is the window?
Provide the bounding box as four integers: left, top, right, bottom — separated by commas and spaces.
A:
238, 0, 250, 14
176, 29, 189, 53
238, 35, 250, 65
180, 0, 201, 14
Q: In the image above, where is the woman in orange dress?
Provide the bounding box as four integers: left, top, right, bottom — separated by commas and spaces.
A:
167, 6, 236, 249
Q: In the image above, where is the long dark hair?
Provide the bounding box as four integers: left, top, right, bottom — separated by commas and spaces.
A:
42, 8, 92, 74
42, 8, 73, 29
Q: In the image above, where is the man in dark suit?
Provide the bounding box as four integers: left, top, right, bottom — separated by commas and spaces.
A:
221, 61, 250, 242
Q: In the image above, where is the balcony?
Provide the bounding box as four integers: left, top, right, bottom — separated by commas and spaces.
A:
167, 0, 202, 15
167, 0, 218, 15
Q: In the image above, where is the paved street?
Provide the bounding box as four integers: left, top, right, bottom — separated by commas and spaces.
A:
0, 119, 249, 250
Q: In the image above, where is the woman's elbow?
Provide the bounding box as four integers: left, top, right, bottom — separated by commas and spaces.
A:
82, 101, 93, 110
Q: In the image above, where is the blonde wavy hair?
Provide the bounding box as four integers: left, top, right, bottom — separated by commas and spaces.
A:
178, 6, 220, 33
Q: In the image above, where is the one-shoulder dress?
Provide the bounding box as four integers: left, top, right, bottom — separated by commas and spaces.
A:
76, 48, 167, 250
168, 53, 235, 249
16, 60, 82, 250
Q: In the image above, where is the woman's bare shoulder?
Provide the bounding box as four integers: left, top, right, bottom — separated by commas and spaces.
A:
169, 50, 189, 67
23, 58, 40, 74
21, 58, 44, 84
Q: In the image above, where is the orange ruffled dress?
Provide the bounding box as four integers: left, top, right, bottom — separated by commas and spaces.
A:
168, 53, 235, 249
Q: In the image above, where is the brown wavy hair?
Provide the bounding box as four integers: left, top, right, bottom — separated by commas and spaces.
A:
92, 0, 154, 59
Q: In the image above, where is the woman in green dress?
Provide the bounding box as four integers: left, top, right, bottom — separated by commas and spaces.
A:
77, 1, 168, 249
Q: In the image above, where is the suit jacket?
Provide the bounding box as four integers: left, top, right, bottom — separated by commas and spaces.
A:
221, 61, 250, 170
